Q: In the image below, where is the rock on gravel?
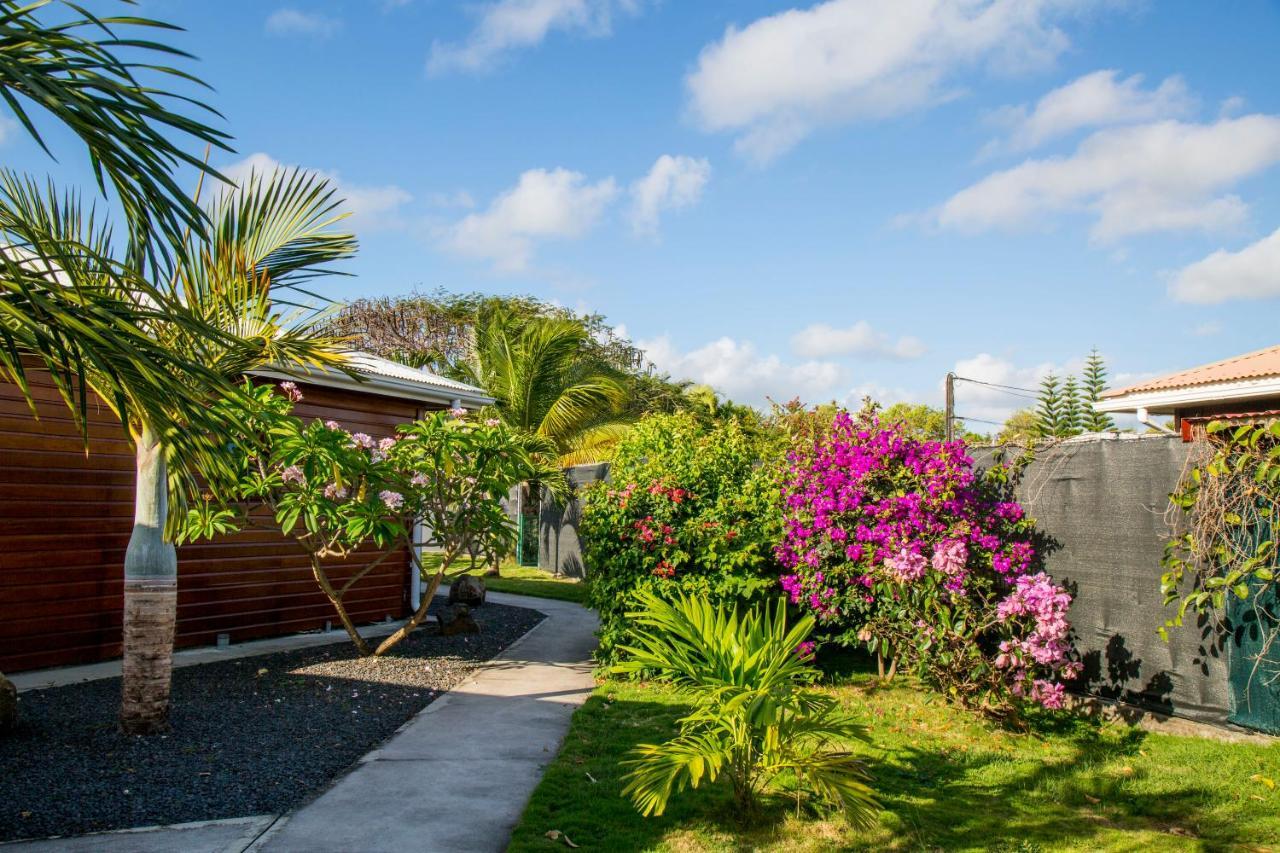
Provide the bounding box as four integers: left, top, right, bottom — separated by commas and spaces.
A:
0, 598, 543, 843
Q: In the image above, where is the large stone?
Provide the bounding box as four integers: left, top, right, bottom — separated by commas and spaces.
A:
0, 671, 17, 733
437, 603, 480, 636
448, 574, 486, 607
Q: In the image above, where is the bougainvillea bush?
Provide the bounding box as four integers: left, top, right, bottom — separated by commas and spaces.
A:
777, 407, 1078, 718
581, 413, 783, 663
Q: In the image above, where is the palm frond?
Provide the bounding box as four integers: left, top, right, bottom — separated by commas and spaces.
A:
0, 0, 231, 246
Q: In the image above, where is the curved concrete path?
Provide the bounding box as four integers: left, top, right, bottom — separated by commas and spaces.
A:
4, 590, 598, 853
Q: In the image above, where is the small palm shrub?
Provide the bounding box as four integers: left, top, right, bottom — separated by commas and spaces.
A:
615, 590, 879, 827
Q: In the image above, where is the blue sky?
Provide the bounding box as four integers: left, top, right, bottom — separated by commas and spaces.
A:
10, 1, 1280, 423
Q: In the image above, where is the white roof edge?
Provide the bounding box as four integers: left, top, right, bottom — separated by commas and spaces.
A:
1094, 375, 1280, 414
249, 354, 494, 408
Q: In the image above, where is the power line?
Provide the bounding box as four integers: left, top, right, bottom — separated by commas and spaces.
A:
954, 414, 1006, 426
952, 375, 1040, 399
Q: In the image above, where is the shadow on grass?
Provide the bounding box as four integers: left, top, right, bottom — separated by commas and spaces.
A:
510, 673, 1265, 852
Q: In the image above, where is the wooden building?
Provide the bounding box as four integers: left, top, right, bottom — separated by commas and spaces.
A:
0, 352, 490, 673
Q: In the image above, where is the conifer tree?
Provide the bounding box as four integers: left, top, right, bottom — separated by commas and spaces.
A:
1035, 372, 1063, 438
1060, 375, 1083, 437
1082, 347, 1115, 432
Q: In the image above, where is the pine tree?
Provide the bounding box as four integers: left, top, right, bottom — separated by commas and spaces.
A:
1035, 372, 1062, 438
1060, 375, 1083, 437
1081, 347, 1114, 432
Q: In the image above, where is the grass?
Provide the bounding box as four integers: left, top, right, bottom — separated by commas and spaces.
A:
510, 657, 1280, 852
421, 553, 590, 604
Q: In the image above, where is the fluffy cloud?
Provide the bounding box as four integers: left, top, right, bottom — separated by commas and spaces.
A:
640, 334, 845, 407
442, 167, 617, 272
933, 115, 1280, 241
428, 0, 643, 75
792, 321, 926, 360
685, 0, 1093, 164
220, 153, 411, 233
265, 8, 342, 39
628, 155, 711, 236
1169, 225, 1280, 303
984, 69, 1194, 154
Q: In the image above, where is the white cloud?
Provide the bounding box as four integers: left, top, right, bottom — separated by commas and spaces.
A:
0, 115, 16, 145
984, 69, 1195, 154
1193, 321, 1222, 337
685, 0, 1095, 164
428, 0, 643, 75
443, 167, 617, 272
1169, 225, 1280, 303
933, 115, 1280, 241
640, 334, 845, 407
628, 155, 711, 236
791, 321, 926, 360
220, 153, 411, 233
265, 8, 342, 39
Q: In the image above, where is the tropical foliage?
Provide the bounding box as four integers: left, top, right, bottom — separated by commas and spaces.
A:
583, 413, 784, 663
776, 406, 1079, 718
0, 0, 236, 443
1161, 420, 1280, 677
182, 383, 559, 657
454, 309, 633, 466
615, 590, 878, 825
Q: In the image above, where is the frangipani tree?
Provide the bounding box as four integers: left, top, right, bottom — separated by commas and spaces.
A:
183, 384, 563, 657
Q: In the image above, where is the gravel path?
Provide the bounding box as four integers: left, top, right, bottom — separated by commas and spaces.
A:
0, 599, 544, 843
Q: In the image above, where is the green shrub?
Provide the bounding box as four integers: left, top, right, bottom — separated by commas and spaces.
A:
581, 413, 782, 662
615, 590, 878, 825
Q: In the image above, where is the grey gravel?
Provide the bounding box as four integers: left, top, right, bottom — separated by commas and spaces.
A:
0, 598, 543, 842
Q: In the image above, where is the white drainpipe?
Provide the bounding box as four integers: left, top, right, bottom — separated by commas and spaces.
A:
1136, 406, 1176, 435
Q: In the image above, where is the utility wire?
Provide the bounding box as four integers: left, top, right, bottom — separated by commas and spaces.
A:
953, 414, 1007, 426
952, 375, 1040, 399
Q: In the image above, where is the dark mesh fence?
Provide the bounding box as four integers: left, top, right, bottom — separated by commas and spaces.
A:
972, 435, 1234, 725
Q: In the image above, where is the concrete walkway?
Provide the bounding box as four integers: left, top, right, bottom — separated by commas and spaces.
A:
4, 590, 598, 853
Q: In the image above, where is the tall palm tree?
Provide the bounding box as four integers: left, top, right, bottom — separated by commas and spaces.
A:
8, 168, 356, 732
118, 167, 355, 733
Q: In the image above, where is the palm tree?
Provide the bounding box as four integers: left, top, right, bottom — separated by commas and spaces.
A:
8, 168, 356, 732
456, 309, 632, 464
117, 167, 355, 732
452, 310, 632, 572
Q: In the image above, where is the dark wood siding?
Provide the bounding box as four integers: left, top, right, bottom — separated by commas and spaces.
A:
0, 368, 428, 673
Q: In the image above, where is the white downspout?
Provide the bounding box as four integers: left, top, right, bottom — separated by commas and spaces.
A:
1136, 406, 1176, 435
411, 516, 424, 611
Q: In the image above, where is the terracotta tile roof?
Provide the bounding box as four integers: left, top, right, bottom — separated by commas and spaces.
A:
1101, 344, 1280, 398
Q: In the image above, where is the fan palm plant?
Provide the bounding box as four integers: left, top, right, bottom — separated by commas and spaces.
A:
615, 591, 879, 826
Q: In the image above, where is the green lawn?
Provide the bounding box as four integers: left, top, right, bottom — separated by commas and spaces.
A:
510, 666, 1280, 852
422, 553, 590, 604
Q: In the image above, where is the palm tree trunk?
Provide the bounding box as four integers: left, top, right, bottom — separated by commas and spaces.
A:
119, 422, 177, 734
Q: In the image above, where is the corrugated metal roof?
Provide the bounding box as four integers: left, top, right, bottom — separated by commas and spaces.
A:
339, 351, 485, 397
1101, 344, 1280, 398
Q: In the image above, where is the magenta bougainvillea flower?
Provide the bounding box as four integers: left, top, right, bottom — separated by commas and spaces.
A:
776, 409, 1076, 713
